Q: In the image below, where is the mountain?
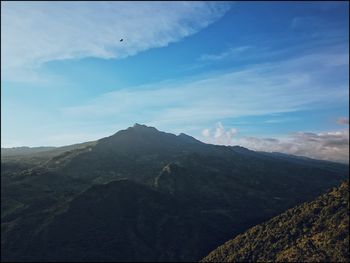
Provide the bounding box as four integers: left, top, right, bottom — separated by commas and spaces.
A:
19, 179, 235, 262
1, 146, 56, 156
1, 124, 348, 261
1, 141, 96, 176
202, 180, 349, 262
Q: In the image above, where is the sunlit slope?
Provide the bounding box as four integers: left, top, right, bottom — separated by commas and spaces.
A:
202, 181, 349, 262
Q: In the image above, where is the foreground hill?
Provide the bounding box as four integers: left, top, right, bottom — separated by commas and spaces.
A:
202, 181, 349, 262
20, 179, 235, 262
1, 124, 348, 261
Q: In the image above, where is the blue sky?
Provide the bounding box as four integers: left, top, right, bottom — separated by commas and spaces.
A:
1, 1, 349, 162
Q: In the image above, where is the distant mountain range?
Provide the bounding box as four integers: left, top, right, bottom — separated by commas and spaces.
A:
1, 124, 348, 262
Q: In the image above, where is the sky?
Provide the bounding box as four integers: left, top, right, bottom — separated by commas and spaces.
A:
1, 1, 349, 163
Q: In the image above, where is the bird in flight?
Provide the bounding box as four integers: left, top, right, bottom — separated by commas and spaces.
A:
120, 39, 123, 42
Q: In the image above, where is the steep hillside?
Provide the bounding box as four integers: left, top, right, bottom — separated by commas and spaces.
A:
202, 181, 349, 262
13, 179, 234, 262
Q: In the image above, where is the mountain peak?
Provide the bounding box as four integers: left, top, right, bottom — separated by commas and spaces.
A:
133, 123, 147, 128
130, 123, 158, 132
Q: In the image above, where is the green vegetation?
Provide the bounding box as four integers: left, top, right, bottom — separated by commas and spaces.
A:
202, 181, 349, 262
1, 124, 348, 261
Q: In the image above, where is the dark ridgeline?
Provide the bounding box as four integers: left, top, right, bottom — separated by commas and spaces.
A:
1, 124, 349, 262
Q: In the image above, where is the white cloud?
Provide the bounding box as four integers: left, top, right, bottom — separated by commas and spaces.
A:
214, 122, 225, 138
201, 122, 349, 163
236, 129, 349, 164
202, 128, 210, 138
231, 128, 238, 135
202, 122, 238, 145
1, 1, 231, 81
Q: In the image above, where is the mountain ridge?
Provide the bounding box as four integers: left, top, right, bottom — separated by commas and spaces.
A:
1, 124, 348, 261
2, 124, 347, 165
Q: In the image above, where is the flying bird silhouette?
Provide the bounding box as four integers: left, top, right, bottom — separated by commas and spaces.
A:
120, 39, 123, 42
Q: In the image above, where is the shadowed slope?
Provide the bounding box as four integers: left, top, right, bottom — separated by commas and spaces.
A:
21, 179, 233, 262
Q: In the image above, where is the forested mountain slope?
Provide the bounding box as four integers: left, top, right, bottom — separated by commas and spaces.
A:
2, 124, 348, 261
202, 181, 349, 262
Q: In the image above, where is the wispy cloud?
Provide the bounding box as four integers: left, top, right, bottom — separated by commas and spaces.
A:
2, 44, 345, 147
263, 117, 299, 124
62, 47, 348, 131
1, 1, 231, 82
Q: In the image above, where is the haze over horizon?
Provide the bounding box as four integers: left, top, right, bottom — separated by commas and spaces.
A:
1, 1, 349, 163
